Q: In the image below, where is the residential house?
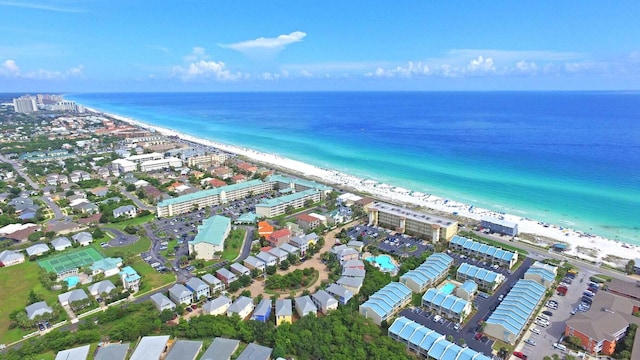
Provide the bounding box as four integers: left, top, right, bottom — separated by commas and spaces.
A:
232, 174, 246, 183
295, 295, 317, 317
331, 245, 359, 264
25, 301, 53, 320
243, 256, 266, 272
88, 280, 116, 297
150, 293, 176, 312
268, 247, 289, 263
342, 267, 366, 279
72, 232, 93, 246
168, 284, 193, 305
337, 276, 364, 294
0, 250, 25, 267
296, 213, 321, 231
227, 296, 254, 319
288, 235, 309, 257
119, 266, 141, 291
325, 284, 354, 305
202, 296, 231, 316
113, 205, 137, 218
236, 343, 272, 360
185, 277, 210, 301
94, 343, 130, 360
312, 290, 339, 314
201, 273, 225, 293
55, 345, 90, 360
279, 243, 299, 258
58, 289, 89, 307
51, 236, 72, 251
268, 229, 291, 247
216, 268, 237, 286
275, 299, 293, 326
252, 299, 272, 322
26, 243, 50, 258
230, 263, 251, 277
200, 338, 240, 360
165, 340, 203, 360
257, 221, 274, 238
129, 335, 170, 360
342, 259, 365, 270
256, 252, 278, 268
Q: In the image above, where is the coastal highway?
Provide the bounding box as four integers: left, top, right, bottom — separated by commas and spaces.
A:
476, 231, 631, 282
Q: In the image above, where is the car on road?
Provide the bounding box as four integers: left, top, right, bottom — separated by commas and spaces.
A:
524, 339, 536, 346
474, 332, 482, 340
453, 323, 460, 331
498, 294, 504, 301
530, 328, 541, 334
433, 315, 442, 323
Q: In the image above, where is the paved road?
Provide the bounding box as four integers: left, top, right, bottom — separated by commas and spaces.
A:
238, 226, 254, 262
103, 227, 140, 247
119, 186, 156, 212
41, 196, 65, 220
0, 155, 40, 190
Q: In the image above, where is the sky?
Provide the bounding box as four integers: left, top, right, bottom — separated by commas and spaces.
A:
0, 0, 639, 92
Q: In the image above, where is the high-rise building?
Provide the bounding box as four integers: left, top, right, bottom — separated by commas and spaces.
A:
12, 95, 38, 113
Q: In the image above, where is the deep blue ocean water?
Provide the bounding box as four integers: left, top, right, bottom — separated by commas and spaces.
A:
66, 92, 640, 244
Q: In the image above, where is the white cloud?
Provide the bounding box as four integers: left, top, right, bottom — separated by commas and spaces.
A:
467, 56, 495, 73
219, 31, 306, 52
172, 48, 246, 81
0, 59, 83, 79
365, 61, 430, 78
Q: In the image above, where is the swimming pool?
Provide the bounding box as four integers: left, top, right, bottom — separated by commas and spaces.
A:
366, 255, 398, 272
439, 282, 456, 295
65, 276, 79, 288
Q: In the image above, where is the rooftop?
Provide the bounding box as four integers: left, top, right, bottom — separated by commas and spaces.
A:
158, 179, 264, 207
189, 215, 231, 247
370, 201, 457, 227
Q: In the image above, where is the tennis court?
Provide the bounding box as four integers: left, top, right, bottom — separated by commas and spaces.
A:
37, 247, 104, 275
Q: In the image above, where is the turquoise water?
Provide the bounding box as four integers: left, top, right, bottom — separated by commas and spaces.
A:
65, 276, 79, 288
66, 92, 640, 244
439, 283, 456, 295
366, 255, 397, 271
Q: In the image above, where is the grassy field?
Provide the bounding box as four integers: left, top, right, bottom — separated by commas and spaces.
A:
222, 228, 246, 261
132, 258, 175, 295
160, 239, 178, 259
0, 261, 62, 344
108, 214, 156, 231
92, 236, 151, 259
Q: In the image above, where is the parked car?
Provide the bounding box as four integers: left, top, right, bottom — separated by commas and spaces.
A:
525, 339, 536, 346
530, 328, 541, 334
513, 351, 528, 359
474, 332, 483, 340
542, 310, 553, 316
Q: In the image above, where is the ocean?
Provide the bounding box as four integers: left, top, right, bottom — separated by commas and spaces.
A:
66, 92, 640, 244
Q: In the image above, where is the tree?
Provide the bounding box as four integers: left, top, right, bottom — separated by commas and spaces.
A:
266, 265, 277, 275
566, 335, 582, 349
626, 259, 636, 275
279, 259, 290, 270
92, 227, 105, 239
125, 184, 136, 192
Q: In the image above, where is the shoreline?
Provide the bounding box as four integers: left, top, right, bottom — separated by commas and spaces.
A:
83, 106, 640, 269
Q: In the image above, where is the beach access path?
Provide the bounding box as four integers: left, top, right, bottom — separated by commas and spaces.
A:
246, 221, 360, 298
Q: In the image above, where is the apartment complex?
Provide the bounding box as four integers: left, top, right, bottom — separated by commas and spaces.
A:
367, 202, 458, 241
255, 189, 321, 218
189, 215, 231, 260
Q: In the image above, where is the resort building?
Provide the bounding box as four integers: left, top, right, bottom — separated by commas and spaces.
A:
202, 296, 231, 316
90, 257, 123, 277
111, 158, 137, 173
564, 292, 640, 356
188, 215, 231, 260
156, 179, 272, 217
455, 280, 479, 301
201, 273, 225, 293
227, 296, 254, 319
25, 301, 53, 320
421, 289, 471, 323
483, 279, 546, 345
456, 263, 505, 292
150, 293, 176, 312
399, 253, 453, 293
274, 299, 292, 326
139, 157, 183, 172
524, 261, 558, 288
185, 277, 210, 301
201, 338, 239, 360
480, 216, 519, 237
251, 299, 272, 322
449, 235, 518, 268
312, 290, 339, 314
255, 189, 322, 218
165, 340, 202, 360
367, 202, 458, 241
267, 174, 332, 197
359, 282, 412, 326
295, 295, 318, 317
389, 317, 492, 360
325, 283, 354, 305
168, 284, 193, 305
126, 152, 163, 164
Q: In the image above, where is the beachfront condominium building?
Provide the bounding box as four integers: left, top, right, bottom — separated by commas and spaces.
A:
188, 215, 231, 260
367, 202, 458, 242
187, 153, 228, 168
13, 95, 38, 113
255, 189, 322, 218
267, 174, 333, 199
156, 179, 272, 217
449, 235, 518, 269
480, 216, 519, 237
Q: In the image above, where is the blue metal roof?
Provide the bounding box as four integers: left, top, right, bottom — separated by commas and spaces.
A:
485, 279, 546, 339
422, 289, 469, 315
525, 267, 555, 284
460, 280, 478, 293
400, 253, 452, 291
457, 263, 501, 283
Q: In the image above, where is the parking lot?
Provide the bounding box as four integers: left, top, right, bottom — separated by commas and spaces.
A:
346, 224, 433, 258
513, 268, 596, 360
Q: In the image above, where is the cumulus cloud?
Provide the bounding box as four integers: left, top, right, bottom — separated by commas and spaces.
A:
0, 59, 83, 79
219, 31, 306, 52
172, 47, 246, 81
365, 61, 430, 78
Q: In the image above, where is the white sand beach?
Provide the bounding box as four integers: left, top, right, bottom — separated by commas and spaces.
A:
94, 108, 640, 268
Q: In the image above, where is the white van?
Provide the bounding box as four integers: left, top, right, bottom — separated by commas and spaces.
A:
553, 343, 567, 351
537, 314, 550, 321
433, 315, 442, 323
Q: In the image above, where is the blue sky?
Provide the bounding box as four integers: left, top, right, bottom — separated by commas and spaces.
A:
1, 0, 639, 92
